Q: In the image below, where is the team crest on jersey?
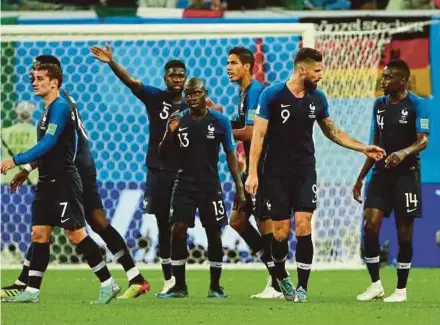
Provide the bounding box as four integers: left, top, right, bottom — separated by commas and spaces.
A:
399, 108, 409, 124
207, 124, 215, 139
309, 103, 316, 119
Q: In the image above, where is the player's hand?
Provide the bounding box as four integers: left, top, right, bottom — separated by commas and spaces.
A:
90, 43, 113, 63
206, 97, 223, 113
0, 159, 16, 175
167, 111, 183, 133
363, 145, 386, 162
10, 170, 29, 193
385, 150, 408, 169
352, 178, 363, 204
234, 184, 247, 210
245, 173, 259, 196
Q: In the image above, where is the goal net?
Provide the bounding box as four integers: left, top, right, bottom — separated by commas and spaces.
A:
0, 22, 393, 269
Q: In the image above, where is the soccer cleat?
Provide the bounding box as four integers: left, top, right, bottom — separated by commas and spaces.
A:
294, 287, 308, 303
384, 288, 407, 303
208, 287, 229, 298
156, 285, 188, 298
356, 280, 385, 301
1, 283, 26, 300
251, 277, 283, 299
4, 290, 39, 303
159, 276, 176, 294
276, 276, 296, 301
91, 279, 120, 304
117, 281, 150, 299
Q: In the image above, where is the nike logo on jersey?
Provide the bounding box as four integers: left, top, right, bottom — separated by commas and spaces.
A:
61, 218, 70, 223
377, 110, 386, 114
216, 215, 225, 221
407, 207, 418, 213
281, 104, 291, 108
163, 101, 172, 106
178, 127, 188, 131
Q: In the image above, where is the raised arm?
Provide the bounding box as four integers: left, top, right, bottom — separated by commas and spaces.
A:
91, 44, 143, 94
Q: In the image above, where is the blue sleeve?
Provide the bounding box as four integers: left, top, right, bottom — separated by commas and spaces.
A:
219, 115, 235, 152
245, 83, 264, 125
316, 90, 330, 119
13, 101, 70, 165
414, 98, 430, 134
256, 87, 273, 120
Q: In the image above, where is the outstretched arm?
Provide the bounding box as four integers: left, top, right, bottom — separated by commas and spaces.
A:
318, 117, 385, 161
91, 44, 143, 93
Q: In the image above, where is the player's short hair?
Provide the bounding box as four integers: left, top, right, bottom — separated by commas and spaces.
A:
164, 60, 186, 73
35, 55, 62, 70
294, 48, 323, 67
35, 63, 63, 88
386, 59, 410, 80
228, 47, 255, 72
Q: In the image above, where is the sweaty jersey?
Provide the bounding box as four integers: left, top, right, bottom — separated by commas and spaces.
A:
372, 91, 430, 171
231, 79, 265, 174
257, 82, 329, 177
13, 96, 77, 180
174, 109, 235, 185
133, 84, 187, 171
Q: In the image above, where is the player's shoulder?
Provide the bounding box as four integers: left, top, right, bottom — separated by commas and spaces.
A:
249, 79, 266, 93
52, 96, 71, 110
141, 84, 164, 96
209, 109, 230, 126
407, 91, 425, 109
373, 95, 387, 108
261, 82, 285, 99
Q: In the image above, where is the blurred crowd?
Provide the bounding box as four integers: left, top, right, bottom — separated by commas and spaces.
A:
1, 0, 438, 11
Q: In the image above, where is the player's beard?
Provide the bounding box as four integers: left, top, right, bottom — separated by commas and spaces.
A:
304, 78, 317, 91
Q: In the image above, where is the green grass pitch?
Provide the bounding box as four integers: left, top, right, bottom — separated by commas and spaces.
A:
1, 268, 439, 325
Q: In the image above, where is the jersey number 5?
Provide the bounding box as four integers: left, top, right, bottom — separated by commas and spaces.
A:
160, 105, 171, 120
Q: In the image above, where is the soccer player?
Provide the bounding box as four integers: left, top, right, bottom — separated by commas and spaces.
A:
245, 48, 386, 302
1, 55, 149, 300
157, 78, 246, 298
354, 60, 429, 303
91, 44, 187, 293
227, 47, 281, 298
0, 63, 119, 304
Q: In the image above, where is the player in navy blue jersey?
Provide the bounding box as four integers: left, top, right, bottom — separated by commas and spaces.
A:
227, 47, 281, 299
0, 63, 119, 304
1, 55, 149, 301
354, 60, 430, 303
91, 44, 187, 293
157, 78, 246, 298
245, 48, 386, 302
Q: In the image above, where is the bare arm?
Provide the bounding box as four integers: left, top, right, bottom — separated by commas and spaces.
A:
90, 44, 143, 93
318, 117, 366, 152
226, 150, 246, 208
248, 117, 268, 177
233, 125, 253, 142
385, 133, 429, 169
356, 129, 379, 182
158, 113, 182, 160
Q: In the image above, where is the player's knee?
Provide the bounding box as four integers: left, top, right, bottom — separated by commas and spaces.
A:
257, 219, 273, 235
230, 213, 247, 233
172, 222, 188, 239
88, 209, 109, 232
65, 228, 87, 245
295, 219, 312, 237
273, 225, 289, 242
31, 227, 51, 243
363, 217, 379, 236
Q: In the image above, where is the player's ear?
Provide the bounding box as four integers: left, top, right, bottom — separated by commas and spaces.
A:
244, 63, 251, 73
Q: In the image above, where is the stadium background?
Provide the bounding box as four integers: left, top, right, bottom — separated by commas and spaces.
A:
1, 11, 439, 268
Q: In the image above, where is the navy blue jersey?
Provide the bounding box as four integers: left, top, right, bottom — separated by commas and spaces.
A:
257, 82, 329, 176
61, 90, 97, 177
13, 96, 77, 180
174, 109, 235, 185
372, 92, 430, 171
231, 79, 265, 174
133, 84, 187, 171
